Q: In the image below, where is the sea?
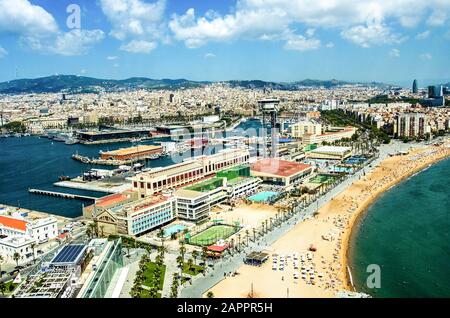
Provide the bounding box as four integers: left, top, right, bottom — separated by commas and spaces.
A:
0, 119, 263, 218
349, 157, 450, 297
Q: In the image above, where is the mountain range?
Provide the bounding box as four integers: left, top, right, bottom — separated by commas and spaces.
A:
0, 75, 393, 94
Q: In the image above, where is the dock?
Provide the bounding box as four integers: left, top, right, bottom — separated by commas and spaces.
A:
28, 189, 98, 201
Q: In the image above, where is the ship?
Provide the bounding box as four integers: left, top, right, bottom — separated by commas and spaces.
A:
65, 137, 79, 145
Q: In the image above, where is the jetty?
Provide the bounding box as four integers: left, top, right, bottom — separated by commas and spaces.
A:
28, 189, 98, 201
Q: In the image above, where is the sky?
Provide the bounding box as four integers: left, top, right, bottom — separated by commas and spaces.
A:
0, 0, 449, 86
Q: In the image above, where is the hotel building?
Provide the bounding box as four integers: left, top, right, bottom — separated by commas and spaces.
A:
131, 148, 250, 198
291, 122, 322, 138
93, 195, 176, 236
250, 159, 313, 187
306, 146, 353, 160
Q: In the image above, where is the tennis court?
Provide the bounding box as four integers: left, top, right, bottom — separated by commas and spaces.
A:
187, 225, 238, 246
309, 174, 336, 184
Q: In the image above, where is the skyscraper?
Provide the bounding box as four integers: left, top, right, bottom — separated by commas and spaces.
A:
412, 79, 418, 93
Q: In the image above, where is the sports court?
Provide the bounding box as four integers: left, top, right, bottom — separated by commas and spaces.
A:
187, 225, 238, 246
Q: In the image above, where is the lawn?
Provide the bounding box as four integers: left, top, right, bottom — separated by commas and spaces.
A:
140, 289, 162, 298
142, 262, 166, 291
182, 263, 205, 276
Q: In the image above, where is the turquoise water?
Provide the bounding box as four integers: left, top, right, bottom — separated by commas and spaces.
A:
163, 224, 186, 237
349, 157, 450, 297
248, 191, 279, 202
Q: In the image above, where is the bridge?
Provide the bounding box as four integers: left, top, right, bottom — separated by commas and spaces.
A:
28, 189, 98, 201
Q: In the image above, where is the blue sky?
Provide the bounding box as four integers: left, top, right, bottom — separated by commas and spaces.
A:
0, 0, 449, 86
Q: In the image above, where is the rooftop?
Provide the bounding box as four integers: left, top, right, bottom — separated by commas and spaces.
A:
174, 189, 208, 199
101, 145, 162, 156
311, 146, 352, 154
251, 158, 312, 177
0, 215, 29, 231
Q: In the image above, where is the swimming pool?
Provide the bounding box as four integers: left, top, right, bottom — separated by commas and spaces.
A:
163, 224, 186, 237
248, 191, 279, 202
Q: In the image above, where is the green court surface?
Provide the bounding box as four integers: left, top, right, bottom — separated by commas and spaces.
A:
309, 174, 336, 184
188, 225, 238, 246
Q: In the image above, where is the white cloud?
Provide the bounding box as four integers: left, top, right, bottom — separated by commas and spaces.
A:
0, 0, 58, 36
80, 69, 87, 74
389, 48, 400, 58
204, 52, 216, 58
23, 29, 105, 56
341, 20, 406, 48
100, 0, 166, 51
0, 46, 7, 58
107, 55, 119, 60
120, 40, 157, 53
283, 33, 320, 52
420, 53, 432, 60
416, 30, 430, 40
426, 10, 447, 26
168, 0, 450, 49
325, 42, 334, 48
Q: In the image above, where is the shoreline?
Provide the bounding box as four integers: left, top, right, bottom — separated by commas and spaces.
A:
206, 141, 450, 298
341, 149, 450, 294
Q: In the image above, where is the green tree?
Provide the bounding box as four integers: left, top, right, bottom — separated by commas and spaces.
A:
192, 250, 198, 266
0, 254, 4, 278
13, 252, 20, 267
206, 291, 214, 298
0, 281, 6, 295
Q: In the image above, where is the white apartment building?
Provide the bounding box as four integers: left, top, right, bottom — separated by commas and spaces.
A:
0, 215, 58, 243
291, 122, 322, 138
0, 236, 36, 264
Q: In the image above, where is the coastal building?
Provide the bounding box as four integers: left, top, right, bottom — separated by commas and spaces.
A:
393, 113, 427, 138
301, 127, 357, 145
0, 214, 58, 243
100, 145, 162, 161
250, 158, 313, 187
131, 148, 250, 197
14, 239, 123, 298
25, 117, 67, 133
306, 146, 352, 160
77, 238, 123, 298
93, 195, 176, 236
0, 236, 35, 264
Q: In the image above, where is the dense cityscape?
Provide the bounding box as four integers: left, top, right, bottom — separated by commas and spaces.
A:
1, 0, 450, 308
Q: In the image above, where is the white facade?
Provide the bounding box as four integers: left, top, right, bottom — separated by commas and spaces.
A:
30, 217, 58, 243
0, 236, 36, 264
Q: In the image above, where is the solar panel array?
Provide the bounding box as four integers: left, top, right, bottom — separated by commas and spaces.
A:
52, 245, 86, 264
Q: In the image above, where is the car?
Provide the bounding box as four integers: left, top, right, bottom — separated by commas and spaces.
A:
1, 270, 7, 276
293, 272, 299, 279
37, 250, 44, 255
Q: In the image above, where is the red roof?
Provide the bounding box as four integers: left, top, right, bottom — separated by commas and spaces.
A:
251, 158, 312, 177
207, 244, 229, 253
96, 193, 129, 207
0, 215, 28, 232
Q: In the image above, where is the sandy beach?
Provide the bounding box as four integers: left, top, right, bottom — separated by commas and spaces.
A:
207, 142, 450, 298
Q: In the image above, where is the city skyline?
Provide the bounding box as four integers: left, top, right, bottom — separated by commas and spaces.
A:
0, 0, 450, 84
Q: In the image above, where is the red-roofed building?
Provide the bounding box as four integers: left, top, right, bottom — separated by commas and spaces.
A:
0, 215, 29, 236
250, 158, 313, 187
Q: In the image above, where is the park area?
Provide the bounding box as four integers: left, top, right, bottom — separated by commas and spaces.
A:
187, 224, 238, 246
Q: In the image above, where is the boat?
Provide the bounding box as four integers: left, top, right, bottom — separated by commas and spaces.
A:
65, 138, 79, 145
58, 175, 71, 181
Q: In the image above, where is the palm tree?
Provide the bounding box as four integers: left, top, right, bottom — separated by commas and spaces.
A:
30, 242, 36, 264
86, 226, 92, 239
192, 250, 198, 266
245, 230, 250, 246
99, 225, 105, 237
13, 252, 20, 267
187, 258, 194, 272
206, 291, 214, 298
0, 254, 4, 278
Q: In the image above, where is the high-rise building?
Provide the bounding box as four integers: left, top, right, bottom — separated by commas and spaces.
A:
428, 85, 443, 98
412, 79, 418, 93
394, 113, 427, 138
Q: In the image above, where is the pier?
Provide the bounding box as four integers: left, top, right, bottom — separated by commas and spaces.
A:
28, 189, 98, 201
